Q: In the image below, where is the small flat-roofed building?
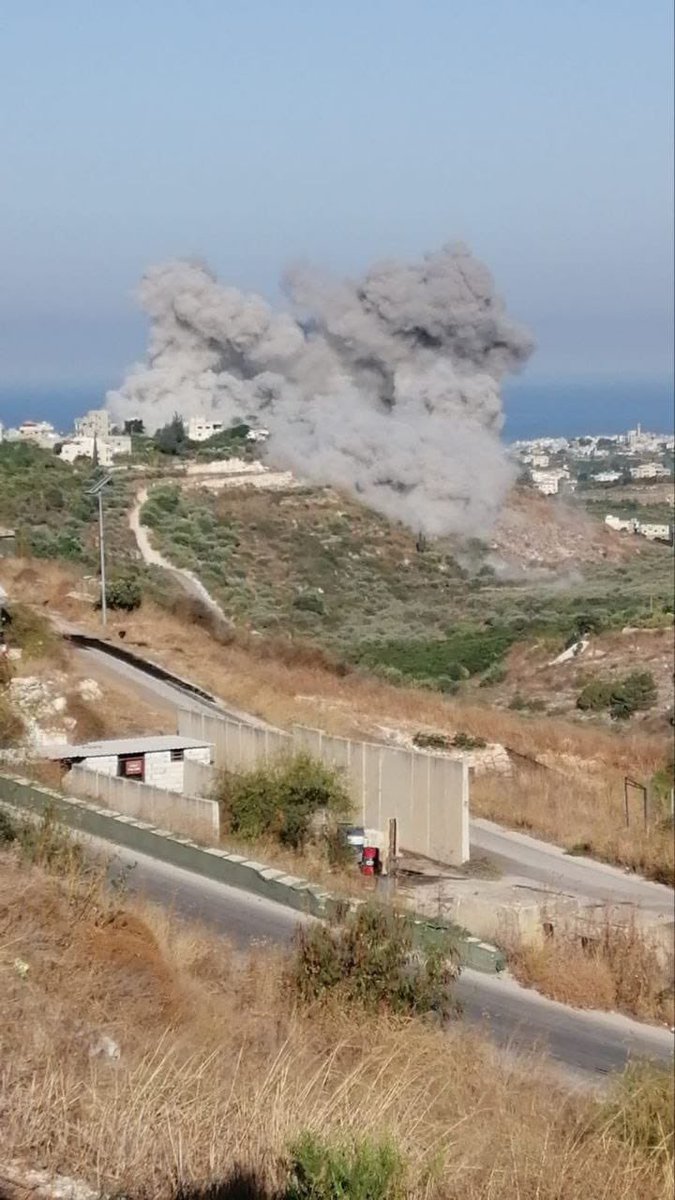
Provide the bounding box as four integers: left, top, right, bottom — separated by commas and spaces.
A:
41, 734, 213, 793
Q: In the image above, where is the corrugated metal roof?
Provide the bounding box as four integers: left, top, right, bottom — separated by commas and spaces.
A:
39, 734, 212, 760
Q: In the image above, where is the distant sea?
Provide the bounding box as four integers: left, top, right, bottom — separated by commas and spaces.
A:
0, 376, 672, 442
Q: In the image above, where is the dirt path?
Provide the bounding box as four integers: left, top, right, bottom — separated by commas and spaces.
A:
129, 486, 232, 628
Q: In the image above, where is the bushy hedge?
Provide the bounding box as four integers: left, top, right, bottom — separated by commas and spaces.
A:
215, 752, 352, 850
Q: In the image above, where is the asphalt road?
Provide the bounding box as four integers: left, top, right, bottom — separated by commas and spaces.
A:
101, 837, 674, 1082
78, 637, 675, 918
69, 636, 674, 1080
471, 818, 675, 918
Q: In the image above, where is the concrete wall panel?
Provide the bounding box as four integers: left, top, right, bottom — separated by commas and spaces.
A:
176, 711, 469, 864
68, 764, 220, 841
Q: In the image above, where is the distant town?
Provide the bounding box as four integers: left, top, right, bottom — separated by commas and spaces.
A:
1, 409, 673, 545
0, 412, 268, 467
513, 423, 674, 544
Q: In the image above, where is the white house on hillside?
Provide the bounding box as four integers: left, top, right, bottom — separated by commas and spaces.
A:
59, 434, 131, 465
187, 416, 224, 442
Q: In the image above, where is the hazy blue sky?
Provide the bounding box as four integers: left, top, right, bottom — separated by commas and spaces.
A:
1, 0, 673, 388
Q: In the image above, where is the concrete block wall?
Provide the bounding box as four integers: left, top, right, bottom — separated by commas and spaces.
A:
178, 710, 469, 866
68, 764, 220, 842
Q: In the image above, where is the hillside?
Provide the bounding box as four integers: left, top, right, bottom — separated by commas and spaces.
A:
138, 476, 674, 696
1, 443, 671, 704
1, 557, 672, 885
0, 845, 672, 1199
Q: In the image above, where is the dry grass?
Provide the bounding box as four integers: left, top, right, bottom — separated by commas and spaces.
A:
0, 849, 672, 1199
0, 557, 671, 879
472, 769, 675, 885
504, 911, 675, 1025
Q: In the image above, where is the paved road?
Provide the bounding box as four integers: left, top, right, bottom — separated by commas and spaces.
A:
63, 634, 674, 1079
81, 636, 675, 919
471, 818, 675, 918
72, 641, 277, 730
100, 837, 674, 1082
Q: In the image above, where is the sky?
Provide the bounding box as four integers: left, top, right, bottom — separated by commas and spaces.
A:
0, 0, 673, 390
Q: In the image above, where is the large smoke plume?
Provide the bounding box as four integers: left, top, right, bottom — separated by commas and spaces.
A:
107, 242, 533, 537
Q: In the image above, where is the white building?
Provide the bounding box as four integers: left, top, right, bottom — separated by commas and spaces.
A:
58, 434, 131, 465
629, 462, 671, 480
17, 420, 60, 449
75, 408, 111, 439
246, 427, 269, 443
44, 734, 213, 793
187, 416, 225, 442
531, 468, 572, 495
593, 471, 622, 484
605, 514, 636, 533
638, 523, 673, 543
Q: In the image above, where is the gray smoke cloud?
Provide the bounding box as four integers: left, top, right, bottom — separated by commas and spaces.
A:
107, 242, 533, 537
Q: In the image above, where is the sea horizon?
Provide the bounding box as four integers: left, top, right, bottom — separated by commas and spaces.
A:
0, 375, 672, 443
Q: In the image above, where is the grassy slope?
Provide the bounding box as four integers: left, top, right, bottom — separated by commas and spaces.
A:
2, 557, 671, 884
1, 849, 672, 1199
0, 442, 136, 566
140, 481, 674, 690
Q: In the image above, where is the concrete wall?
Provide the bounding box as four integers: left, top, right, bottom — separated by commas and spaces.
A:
183, 756, 218, 798
68, 764, 220, 842
178, 710, 469, 866
78, 745, 212, 793
0, 772, 505, 973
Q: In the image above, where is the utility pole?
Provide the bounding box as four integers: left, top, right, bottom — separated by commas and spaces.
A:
86, 474, 113, 627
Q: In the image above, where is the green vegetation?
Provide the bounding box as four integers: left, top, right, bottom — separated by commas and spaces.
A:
0, 442, 135, 566
353, 625, 517, 684
285, 1132, 404, 1200
577, 671, 658, 720
290, 902, 458, 1020
215, 753, 352, 850
583, 496, 674, 526
99, 574, 143, 612
412, 730, 487, 751
140, 483, 674, 691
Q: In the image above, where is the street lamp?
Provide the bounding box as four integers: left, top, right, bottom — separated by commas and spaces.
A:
86, 473, 113, 626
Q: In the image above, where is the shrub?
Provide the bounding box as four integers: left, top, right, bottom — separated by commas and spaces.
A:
611, 671, 657, 719
576, 678, 612, 712
216, 753, 352, 850
290, 903, 459, 1020
100, 575, 143, 612
285, 1131, 405, 1200
413, 731, 451, 751
577, 671, 657, 720
479, 661, 507, 687
451, 731, 487, 750
293, 592, 326, 616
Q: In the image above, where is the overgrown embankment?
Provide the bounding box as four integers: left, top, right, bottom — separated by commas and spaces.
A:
0, 815, 672, 1199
